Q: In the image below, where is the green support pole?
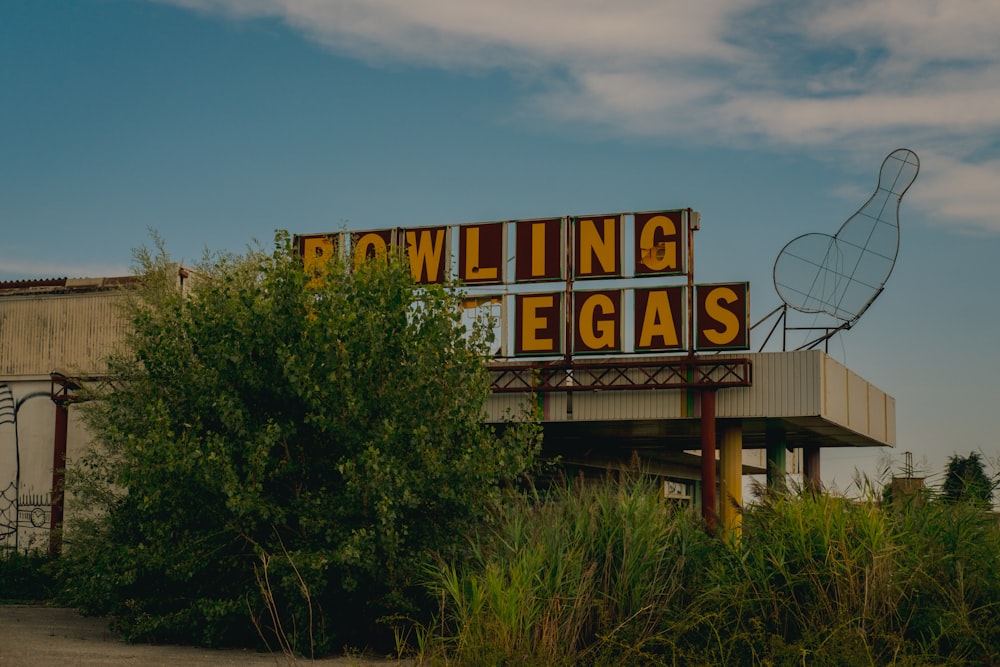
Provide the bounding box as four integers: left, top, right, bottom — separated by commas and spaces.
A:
765, 420, 787, 493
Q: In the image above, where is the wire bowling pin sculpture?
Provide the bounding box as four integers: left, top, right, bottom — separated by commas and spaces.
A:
773, 148, 919, 325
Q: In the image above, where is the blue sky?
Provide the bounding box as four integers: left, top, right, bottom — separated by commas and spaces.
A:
2, 0, 999, 490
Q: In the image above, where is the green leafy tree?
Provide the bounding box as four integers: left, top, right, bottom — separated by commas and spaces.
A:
63, 233, 539, 652
941, 452, 996, 507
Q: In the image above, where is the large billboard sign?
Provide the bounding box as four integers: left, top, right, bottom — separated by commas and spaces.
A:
295, 209, 749, 358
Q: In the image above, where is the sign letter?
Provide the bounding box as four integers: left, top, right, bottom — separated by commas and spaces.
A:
696, 283, 749, 350
575, 216, 621, 278
635, 287, 684, 350
635, 212, 683, 275
574, 291, 620, 353
405, 227, 447, 284
460, 223, 503, 284
515, 293, 561, 355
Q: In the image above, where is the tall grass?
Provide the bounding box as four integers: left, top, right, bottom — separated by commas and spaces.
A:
706, 487, 912, 664
414, 475, 1000, 666
702, 486, 1000, 665
418, 475, 722, 665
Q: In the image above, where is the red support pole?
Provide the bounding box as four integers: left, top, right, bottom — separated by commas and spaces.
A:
49, 403, 68, 557
802, 445, 822, 492
700, 389, 717, 531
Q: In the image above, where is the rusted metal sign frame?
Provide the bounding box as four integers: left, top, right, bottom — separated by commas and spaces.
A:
488, 357, 751, 393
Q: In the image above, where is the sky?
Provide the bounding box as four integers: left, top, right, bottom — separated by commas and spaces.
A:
2, 0, 999, 492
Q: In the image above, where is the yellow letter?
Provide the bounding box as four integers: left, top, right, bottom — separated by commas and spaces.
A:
531, 222, 547, 277
578, 218, 616, 275
353, 232, 388, 269
638, 291, 679, 348
639, 215, 678, 272
406, 228, 445, 283
578, 293, 616, 350
521, 295, 555, 352
702, 287, 741, 346
302, 236, 336, 287
465, 227, 498, 281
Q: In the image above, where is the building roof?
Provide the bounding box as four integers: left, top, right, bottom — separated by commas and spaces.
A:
0, 276, 137, 296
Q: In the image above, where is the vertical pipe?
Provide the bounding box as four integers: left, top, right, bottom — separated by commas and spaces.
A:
49, 402, 68, 557
700, 389, 717, 531
686, 209, 695, 354
803, 445, 821, 492
719, 422, 743, 537
765, 420, 787, 492
564, 216, 573, 364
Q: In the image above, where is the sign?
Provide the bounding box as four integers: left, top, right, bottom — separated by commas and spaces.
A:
295, 208, 750, 357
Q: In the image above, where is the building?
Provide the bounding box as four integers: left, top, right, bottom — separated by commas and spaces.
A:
0, 268, 895, 551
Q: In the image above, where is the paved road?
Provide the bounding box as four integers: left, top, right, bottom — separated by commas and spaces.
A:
0, 605, 410, 666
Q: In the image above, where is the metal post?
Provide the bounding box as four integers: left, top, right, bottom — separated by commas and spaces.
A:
719, 422, 743, 536
700, 389, 717, 531
765, 419, 787, 492
49, 402, 68, 557
802, 445, 821, 492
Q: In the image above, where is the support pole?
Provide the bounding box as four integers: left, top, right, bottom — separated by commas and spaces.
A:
765, 420, 787, 492
802, 445, 821, 492
719, 422, 743, 536
700, 389, 717, 531
49, 402, 68, 557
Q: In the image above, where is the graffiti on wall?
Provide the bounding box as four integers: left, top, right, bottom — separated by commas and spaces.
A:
0, 383, 53, 552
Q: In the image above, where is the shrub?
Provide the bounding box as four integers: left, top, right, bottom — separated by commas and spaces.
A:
0, 549, 56, 602
60, 233, 539, 653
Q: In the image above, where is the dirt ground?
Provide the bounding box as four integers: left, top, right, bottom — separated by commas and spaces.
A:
0, 605, 412, 666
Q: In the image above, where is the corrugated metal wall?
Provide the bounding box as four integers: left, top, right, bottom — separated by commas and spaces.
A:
0, 292, 128, 377
715, 350, 824, 418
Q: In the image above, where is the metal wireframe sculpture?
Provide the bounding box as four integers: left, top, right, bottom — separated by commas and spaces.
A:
764, 149, 919, 349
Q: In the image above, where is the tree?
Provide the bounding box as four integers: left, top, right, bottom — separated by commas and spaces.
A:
941, 452, 996, 507
64, 233, 539, 652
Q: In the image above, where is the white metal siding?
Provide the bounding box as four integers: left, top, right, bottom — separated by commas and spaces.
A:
824, 356, 849, 425
716, 350, 823, 418
820, 354, 895, 446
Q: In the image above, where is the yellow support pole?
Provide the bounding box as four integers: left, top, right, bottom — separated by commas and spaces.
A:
719, 422, 743, 537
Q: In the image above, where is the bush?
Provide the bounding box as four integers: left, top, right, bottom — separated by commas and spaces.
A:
0, 549, 57, 602
60, 233, 539, 653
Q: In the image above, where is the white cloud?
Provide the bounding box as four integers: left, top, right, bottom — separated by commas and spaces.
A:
152, 0, 1000, 233
907, 153, 1000, 234
811, 1, 1000, 67
158, 0, 748, 67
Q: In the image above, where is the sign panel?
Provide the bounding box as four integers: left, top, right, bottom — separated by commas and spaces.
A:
352, 229, 394, 269
294, 208, 751, 358
635, 211, 685, 276
634, 286, 686, 352
402, 226, 448, 284
574, 215, 622, 279
299, 233, 338, 276
458, 222, 504, 285
695, 282, 750, 351
515, 218, 562, 282
515, 292, 563, 356
573, 290, 622, 354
